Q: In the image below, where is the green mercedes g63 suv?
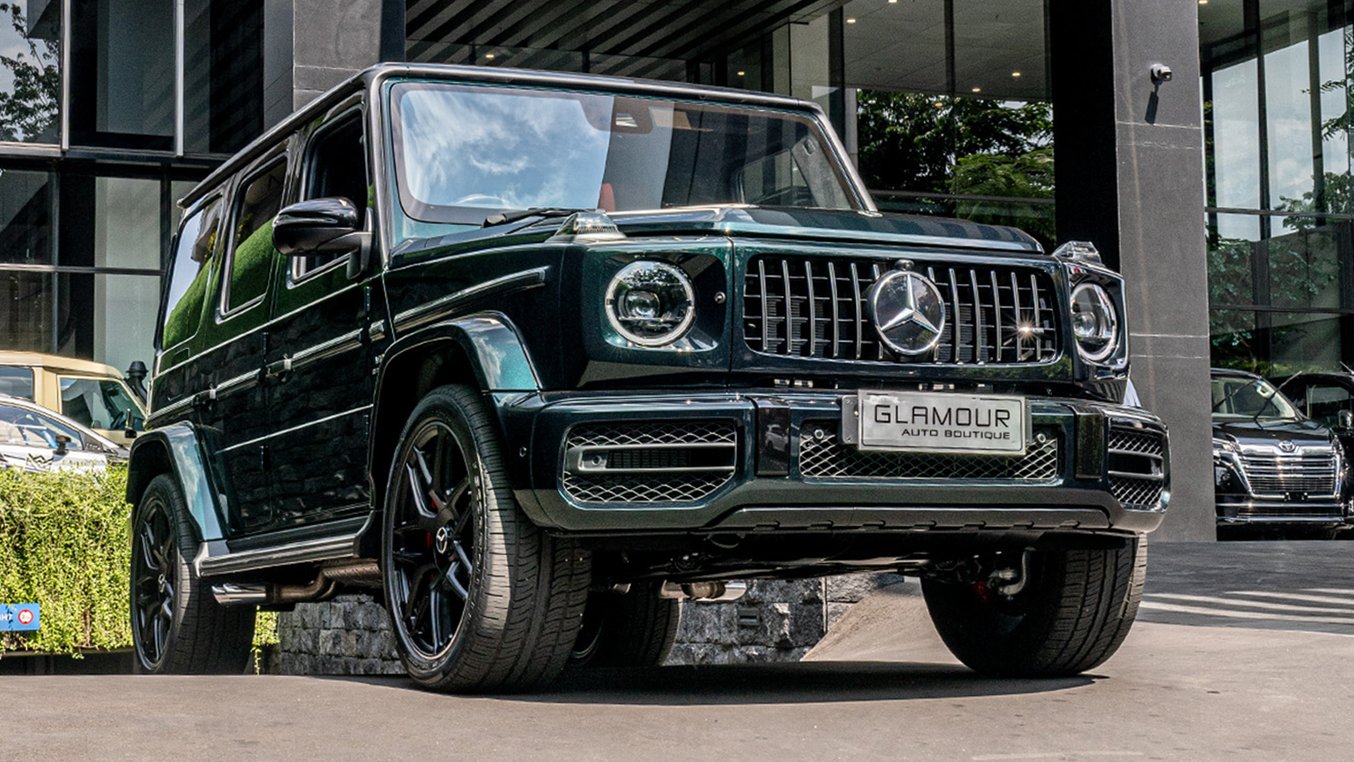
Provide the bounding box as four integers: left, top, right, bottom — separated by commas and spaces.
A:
128, 63, 1168, 691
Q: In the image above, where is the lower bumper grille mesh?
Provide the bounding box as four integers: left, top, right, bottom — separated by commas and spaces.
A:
560, 421, 737, 505
798, 423, 1059, 481
1107, 426, 1167, 510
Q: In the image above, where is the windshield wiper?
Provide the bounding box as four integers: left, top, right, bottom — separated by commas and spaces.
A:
482, 207, 592, 228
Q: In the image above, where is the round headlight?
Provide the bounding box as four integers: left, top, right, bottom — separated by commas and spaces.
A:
605, 261, 696, 347
1070, 282, 1119, 363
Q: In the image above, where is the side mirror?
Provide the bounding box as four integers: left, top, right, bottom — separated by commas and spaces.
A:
124, 428, 138, 440
272, 197, 368, 257
1340, 410, 1353, 431
54, 434, 71, 455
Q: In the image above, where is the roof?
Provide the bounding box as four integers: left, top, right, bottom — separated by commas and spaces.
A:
181, 63, 825, 209
0, 352, 125, 378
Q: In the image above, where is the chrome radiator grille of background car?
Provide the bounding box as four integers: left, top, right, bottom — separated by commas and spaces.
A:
742, 254, 1060, 364
798, 422, 1060, 482
1238, 448, 1339, 496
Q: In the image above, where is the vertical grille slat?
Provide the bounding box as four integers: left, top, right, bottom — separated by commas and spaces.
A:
743, 254, 1058, 365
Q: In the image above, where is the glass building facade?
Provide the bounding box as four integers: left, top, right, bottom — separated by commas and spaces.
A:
0, 0, 263, 376
0, 0, 1345, 379
1201, 0, 1354, 374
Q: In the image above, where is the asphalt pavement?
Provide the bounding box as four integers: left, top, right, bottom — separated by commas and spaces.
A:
3, 540, 1352, 761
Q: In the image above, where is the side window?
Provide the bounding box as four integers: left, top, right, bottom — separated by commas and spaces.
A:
0, 404, 85, 450
1305, 384, 1352, 428
0, 367, 35, 399
58, 377, 144, 431
297, 115, 368, 279
224, 160, 287, 314
162, 196, 224, 348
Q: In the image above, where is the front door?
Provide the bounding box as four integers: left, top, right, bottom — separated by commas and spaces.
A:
262, 107, 385, 529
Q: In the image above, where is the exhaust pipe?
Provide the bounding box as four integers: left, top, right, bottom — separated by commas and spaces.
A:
658, 580, 748, 602
210, 561, 379, 605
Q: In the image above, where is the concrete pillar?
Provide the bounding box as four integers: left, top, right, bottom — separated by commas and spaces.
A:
264, 0, 403, 120
1051, 0, 1214, 541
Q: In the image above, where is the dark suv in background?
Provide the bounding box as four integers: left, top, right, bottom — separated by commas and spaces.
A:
127, 64, 1169, 692
1211, 369, 1347, 534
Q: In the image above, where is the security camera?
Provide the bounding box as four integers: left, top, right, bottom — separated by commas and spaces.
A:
1150, 63, 1173, 84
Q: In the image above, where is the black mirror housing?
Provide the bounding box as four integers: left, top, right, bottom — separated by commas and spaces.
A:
54, 433, 71, 455
272, 197, 363, 256
1340, 409, 1353, 431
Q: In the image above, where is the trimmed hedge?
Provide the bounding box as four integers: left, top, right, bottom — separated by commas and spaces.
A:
0, 467, 276, 657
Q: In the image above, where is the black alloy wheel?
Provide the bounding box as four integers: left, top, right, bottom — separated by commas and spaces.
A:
130, 474, 254, 674
131, 492, 176, 667
385, 419, 479, 660
381, 385, 591, 692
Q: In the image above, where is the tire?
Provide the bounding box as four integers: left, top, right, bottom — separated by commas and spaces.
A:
921, 537, 1147, 677
381, 385, 591, 692
570, 582, 681, 668
130, 474, 255, 674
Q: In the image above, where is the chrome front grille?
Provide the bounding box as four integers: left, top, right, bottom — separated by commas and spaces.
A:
798, 423, 1059, 481
742, 254, 1060, 364
560, 421, 738, 505
1238, 449, 1339, 496
1107, 425, 1167, 510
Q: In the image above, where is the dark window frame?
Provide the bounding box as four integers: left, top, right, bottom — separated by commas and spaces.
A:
291, 106, 367, 285
218, 153, 288, 320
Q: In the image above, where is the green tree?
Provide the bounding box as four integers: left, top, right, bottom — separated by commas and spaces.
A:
856, 91, 1053, 195
0, 2, 59, 144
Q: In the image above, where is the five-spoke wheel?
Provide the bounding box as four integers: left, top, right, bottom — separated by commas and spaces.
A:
381, 385, 591, 692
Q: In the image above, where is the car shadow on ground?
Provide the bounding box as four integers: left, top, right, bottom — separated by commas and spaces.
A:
319, 661, 1096, 706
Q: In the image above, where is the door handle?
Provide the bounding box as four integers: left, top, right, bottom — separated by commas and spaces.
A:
264, 356, 293, 382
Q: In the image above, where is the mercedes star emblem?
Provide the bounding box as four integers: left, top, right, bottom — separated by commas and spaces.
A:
867, 270, 947, 356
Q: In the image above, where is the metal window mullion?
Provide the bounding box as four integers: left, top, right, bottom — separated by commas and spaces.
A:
175, 0, 185, 156
60, 0, 71, 151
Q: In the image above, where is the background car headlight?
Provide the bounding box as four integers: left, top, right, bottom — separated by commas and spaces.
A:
605, 261, 696, 347
1070, 282, 1119, 363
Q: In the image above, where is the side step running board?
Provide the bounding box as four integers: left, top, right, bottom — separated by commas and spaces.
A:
194, 518, 369, 578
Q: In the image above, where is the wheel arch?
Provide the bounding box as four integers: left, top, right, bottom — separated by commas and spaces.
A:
367, 312, 541, 545
125, 423, 228, 543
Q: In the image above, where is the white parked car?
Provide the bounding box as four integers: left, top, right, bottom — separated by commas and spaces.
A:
0, 395, 128, 473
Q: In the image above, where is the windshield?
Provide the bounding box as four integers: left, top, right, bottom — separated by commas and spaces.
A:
59, 376, 146, 432
1211, 376, 1301, 421
389, 81, 859, 227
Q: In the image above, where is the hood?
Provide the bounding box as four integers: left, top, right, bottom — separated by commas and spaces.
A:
606, 206, 1044, 254
1213, 417, 1334, 448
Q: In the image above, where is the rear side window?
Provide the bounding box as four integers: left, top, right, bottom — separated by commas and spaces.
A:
162, 196, 224, 348
224, 160, 287, 314
0, 367, 34, 399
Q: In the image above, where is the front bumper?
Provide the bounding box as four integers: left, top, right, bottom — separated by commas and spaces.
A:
1215, 496, 1346, 526
511, 390, 1169, 536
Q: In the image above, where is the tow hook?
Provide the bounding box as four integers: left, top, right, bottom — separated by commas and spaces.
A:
991, 551, 1031, 598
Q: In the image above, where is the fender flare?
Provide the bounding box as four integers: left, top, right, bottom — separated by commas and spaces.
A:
125, 422, 228, 543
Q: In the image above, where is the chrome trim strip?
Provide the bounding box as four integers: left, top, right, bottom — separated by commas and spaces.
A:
392, 267, 549, 330
156, 281, 364, 377
221, 405, 372, 453
290, 329, 364, 367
